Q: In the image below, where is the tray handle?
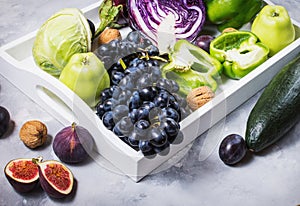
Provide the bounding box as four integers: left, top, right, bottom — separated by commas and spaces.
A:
0, 54, 94, 125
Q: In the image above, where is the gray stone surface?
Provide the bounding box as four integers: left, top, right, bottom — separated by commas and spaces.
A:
0, 0, 299, 205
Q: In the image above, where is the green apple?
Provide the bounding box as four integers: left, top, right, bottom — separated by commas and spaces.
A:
251, 5, 295, 56
59, 52, 110, 107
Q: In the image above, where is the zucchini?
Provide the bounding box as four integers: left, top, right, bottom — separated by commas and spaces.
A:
245, 55, 300, 152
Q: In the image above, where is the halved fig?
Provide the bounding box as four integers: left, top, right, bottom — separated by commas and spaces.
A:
33, 158, 74, 199
4, 158, 39, 193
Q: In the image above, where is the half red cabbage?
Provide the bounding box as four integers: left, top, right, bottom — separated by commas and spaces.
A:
127, 0, 206, 43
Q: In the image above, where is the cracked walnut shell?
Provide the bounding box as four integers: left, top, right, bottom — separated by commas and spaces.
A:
186, 86, 215, 111
19, 120, 48, 149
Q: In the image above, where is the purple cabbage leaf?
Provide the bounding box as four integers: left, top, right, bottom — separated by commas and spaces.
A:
127, 0, 206, 43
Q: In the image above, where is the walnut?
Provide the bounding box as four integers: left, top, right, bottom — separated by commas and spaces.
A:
222, 27, 238, 33
186, 86, 215, 111
19, 120, 48, 149
98, 28, 122, 45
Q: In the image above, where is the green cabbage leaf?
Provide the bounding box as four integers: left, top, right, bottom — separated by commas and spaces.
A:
32, 8, 92, 77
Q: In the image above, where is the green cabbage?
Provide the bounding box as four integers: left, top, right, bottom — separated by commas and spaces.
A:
32, 8, 92, 77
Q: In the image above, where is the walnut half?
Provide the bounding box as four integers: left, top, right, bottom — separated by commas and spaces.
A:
186, 86, 215, 111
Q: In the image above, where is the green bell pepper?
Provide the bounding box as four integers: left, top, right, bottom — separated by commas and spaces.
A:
204, 0, 264, 31
210, 31, 269, 79
162, 40, 223, 96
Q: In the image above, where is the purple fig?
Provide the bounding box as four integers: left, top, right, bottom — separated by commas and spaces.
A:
33, 157, 74, 199
4, 158, 39, 193
53, 123, 94, 164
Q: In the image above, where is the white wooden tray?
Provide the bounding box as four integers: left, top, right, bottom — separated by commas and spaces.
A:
0, 1, 300, 182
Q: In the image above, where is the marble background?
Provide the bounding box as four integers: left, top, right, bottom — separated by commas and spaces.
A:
0, 0, 299, 205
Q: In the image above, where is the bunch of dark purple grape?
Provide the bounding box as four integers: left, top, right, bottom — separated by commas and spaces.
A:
94, 30, 155, 69
95, 31, 191, 157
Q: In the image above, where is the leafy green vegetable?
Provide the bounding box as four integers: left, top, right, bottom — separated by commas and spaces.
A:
32, 8, 92, 77
94, 0, 126, 38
